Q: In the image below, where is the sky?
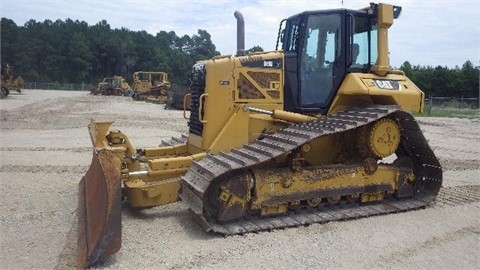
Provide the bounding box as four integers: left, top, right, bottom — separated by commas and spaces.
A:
1, 0, 479, 68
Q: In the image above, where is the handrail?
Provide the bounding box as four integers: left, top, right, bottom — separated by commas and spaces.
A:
198, 93, 209, 124
183, 93, 192, 119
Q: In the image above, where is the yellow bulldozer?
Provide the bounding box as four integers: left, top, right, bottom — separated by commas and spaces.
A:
91, 76, 132, 96
78, 3, 442, 268
131, 71, 171, 103
165, 84, 191, 110
1, 63, 24, 98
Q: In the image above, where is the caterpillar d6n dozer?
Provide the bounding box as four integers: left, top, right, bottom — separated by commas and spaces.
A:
91, 76, 132, 96
131, 71, 171, 103
77, 3, 442, 268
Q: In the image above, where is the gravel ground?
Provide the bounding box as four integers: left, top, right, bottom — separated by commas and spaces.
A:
0, 90, 479, 270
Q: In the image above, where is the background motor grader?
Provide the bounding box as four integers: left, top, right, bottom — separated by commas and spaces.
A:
78, 3, 442, 268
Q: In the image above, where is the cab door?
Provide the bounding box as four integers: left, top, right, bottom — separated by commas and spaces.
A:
298, 12, 345, 113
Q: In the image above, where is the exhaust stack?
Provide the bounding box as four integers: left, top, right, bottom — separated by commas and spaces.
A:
234, 11, 245, 56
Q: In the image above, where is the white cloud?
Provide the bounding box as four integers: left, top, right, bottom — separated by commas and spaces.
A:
1, 0, 479, 67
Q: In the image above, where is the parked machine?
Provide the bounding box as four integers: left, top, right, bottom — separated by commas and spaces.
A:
78, 3, 442, 268
1, 63, 23, 98
165, 84, 191, 110
131, 71, 171, 103
91, 76, 131, 96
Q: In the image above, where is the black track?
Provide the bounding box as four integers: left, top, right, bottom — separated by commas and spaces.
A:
180, 105, 443, 235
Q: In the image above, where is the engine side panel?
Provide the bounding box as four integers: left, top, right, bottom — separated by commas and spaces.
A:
188, 52, 286, 154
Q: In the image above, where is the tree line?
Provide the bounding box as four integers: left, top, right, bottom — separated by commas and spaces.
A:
1, 17, 220, 85
1, 17, 478, 98
400, 61, 478, 98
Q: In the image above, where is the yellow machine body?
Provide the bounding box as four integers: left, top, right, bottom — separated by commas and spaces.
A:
1, 63, 23, 98
92, 76, 131, 96
90, 49, 424, 208
78, 3, 442, 268
132, 71, 171, 103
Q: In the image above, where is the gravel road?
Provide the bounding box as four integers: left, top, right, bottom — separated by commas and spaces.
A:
1, 90, 479, 269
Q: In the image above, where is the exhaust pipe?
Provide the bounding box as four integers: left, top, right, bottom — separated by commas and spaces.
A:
234, 11, 245, 56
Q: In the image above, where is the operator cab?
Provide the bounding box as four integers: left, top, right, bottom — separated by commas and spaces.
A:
278, 6, 381, 114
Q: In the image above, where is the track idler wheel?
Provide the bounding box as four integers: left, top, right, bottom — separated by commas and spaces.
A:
361, 118, 401, 158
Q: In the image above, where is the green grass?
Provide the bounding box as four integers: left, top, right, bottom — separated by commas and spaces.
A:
415, 107, 480, 119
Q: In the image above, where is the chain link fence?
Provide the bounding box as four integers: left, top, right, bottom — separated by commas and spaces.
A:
425, 95, 479, 109
23, 82, 95, 91
424, 95, 479, 117
21, 82, 480, 111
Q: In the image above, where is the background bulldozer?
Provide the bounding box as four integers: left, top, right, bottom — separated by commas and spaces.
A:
78, 3, 442, 268
165, 84, 191, 110
91, 76, 131, 96
1, 63, 24, 98
131, 71, 171, 103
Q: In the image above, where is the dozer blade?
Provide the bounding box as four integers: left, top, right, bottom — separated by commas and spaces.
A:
77, 149, 122, 268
